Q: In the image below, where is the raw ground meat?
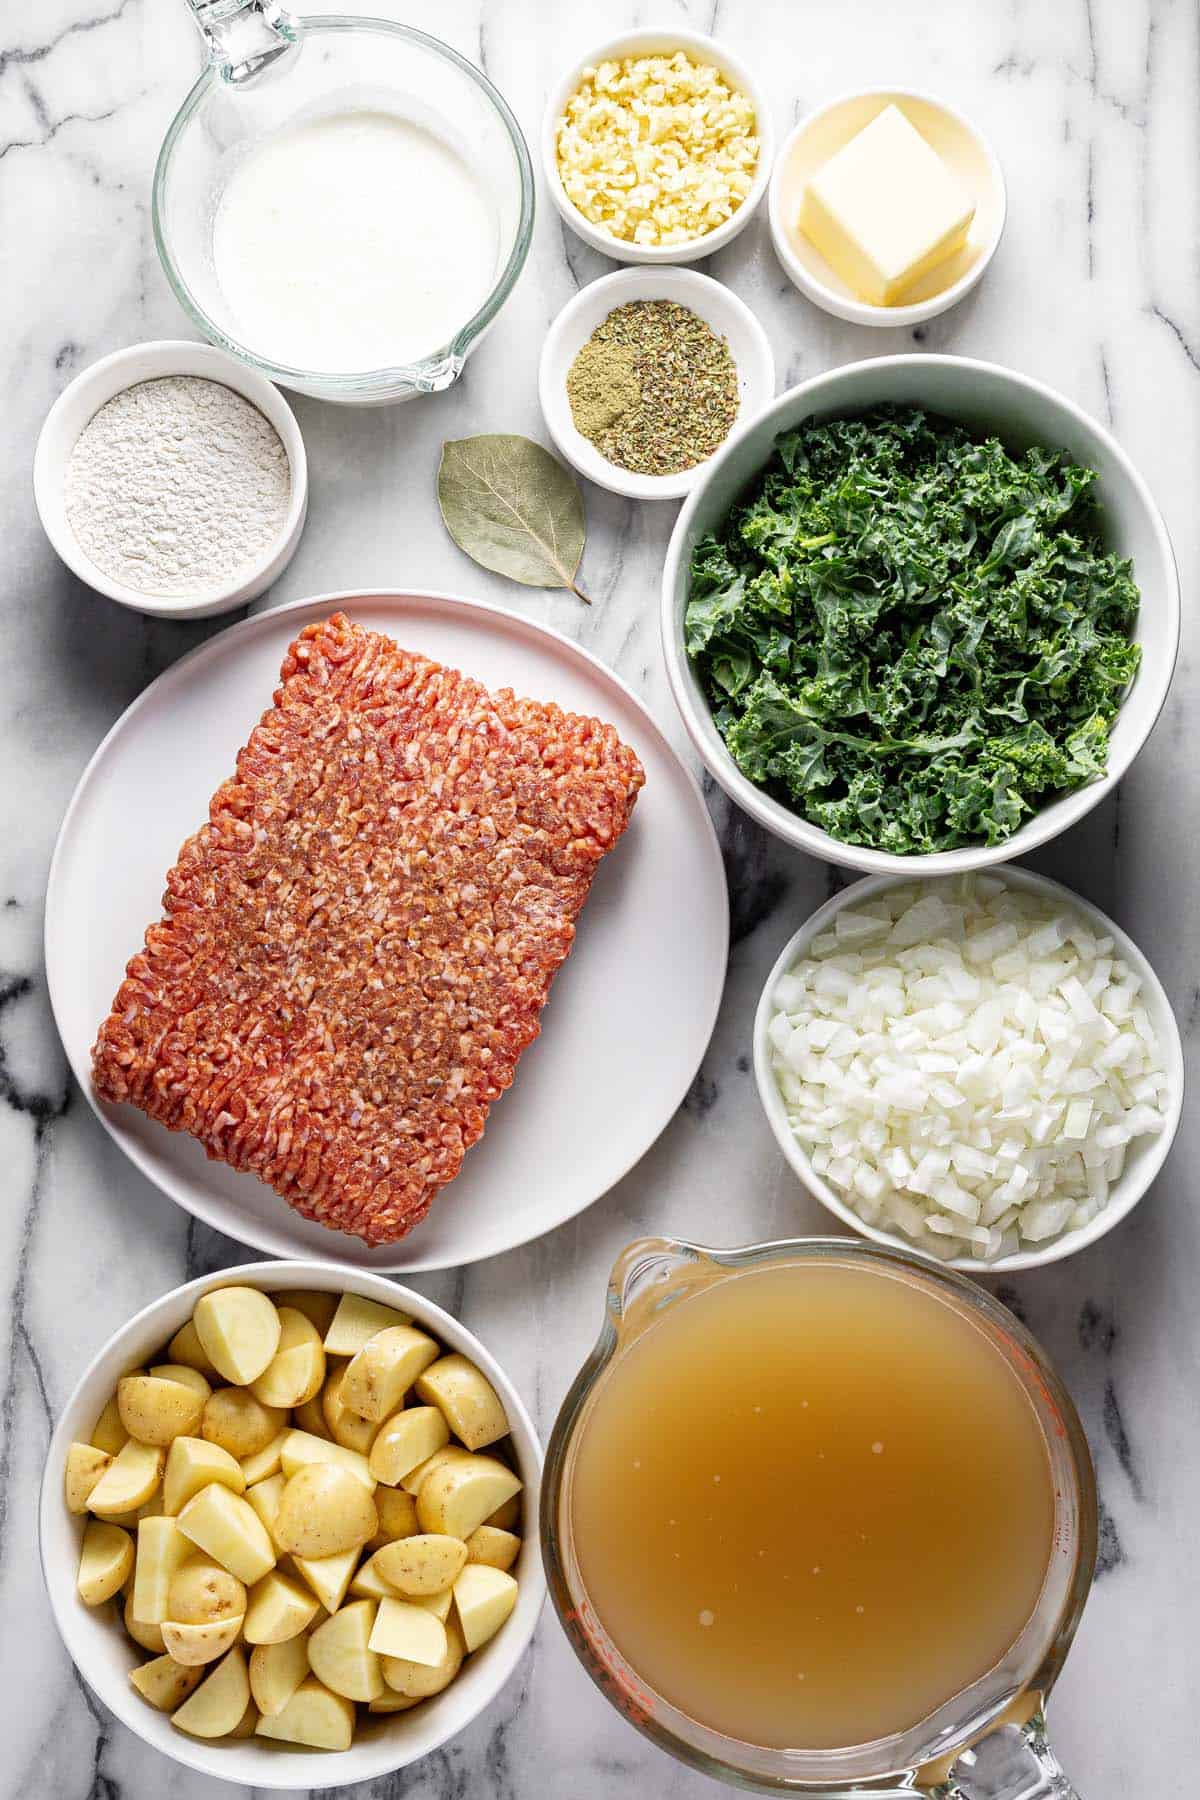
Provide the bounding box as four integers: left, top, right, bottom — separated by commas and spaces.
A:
91, 613, 645, 1244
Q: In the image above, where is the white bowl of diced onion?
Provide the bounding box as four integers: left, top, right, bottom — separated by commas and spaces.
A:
753, 869, 1183, 1272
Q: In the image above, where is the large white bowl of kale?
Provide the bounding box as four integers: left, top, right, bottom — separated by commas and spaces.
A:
662, 355, 1179, 872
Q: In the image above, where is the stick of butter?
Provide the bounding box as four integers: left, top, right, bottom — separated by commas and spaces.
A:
799, 104, 975, 306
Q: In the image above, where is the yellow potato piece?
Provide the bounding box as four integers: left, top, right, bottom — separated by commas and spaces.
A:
166, 1319, 219, 1381
118, 1375, 205, 1448
293, 1390, 332, 1441
342, 1327, 440, 1423
369, 1407, 449, 1487
323, 1293, 411, 1358
413, 1587, 454, 1622
380, 1618, 465, 1698
65, 1442, 112, 1513
148, 1363, 212, 1401
251, 1308, 326, 1410
292, 1546, 359, 1614
161, 1614, 244, 1666
272, 1289, 338, 1337
281, 1429, 374, 1491
178, 1482, 276, 1585
255, 1676, 355, 1751
375, 1533, 467, 1598
244, 1569, 319, 1645
240, 1429, 289, 1487
249, 1632, 311, 1716
275, 1463, 378, 1560
415, 1354, 509, 1451
129, 1654, 203, 1712
78, 1521, 134, 1605
368, 1597, 447, 1667
202, 1387, 287, 1460
194, 1288, 282, 1387
124, 1587, 166, 1653
321, 1364, 379, 1456
171, 1645, 250, 1739
131, 1516, 192, 1624
484, 1494, 521, 1533
89, 1392, 129, 1457
246, 1473, 287, 1553
88, 1440, 164, 1517
228, 1698, 259, 1739
168, 1554, 246, 1625
416, 1454, 522, 1541
349, 1553, 398, 1602
163, 1437, 245, 1517
465, 1525, 521, 1573
368, 1486, 419, 1551
368, 1691, 423, 1713
400, 1444, 472, 1497
308, 1599, 385, 1702
453, 1563, 518, 1651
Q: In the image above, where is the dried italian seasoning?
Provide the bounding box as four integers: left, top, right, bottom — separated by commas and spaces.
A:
566, 300, 739, 477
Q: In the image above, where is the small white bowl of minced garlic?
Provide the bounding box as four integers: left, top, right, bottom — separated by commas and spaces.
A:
543, 29, 773, 264
770, 89, 1006, 327
538, 268, 775, 502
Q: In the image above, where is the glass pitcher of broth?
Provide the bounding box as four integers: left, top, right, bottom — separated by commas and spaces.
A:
154, 2, 534, 403
541, 1237, 1097, 1798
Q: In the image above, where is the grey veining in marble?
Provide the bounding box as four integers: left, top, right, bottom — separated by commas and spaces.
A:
2, 1, 1198, 1795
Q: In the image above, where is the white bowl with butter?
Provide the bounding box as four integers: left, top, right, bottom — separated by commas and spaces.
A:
542, 28, 773, 266
770, 89, 1006, 327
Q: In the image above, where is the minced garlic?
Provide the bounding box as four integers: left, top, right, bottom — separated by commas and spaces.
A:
556, 51, 759, 247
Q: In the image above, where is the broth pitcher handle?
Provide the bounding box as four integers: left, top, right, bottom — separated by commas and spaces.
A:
934, 1711, 1082, 1800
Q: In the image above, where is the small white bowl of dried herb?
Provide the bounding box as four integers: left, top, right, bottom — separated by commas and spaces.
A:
538, 268, 775, 502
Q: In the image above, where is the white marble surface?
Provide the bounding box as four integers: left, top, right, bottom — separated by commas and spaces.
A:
2, 1, 1198, 1794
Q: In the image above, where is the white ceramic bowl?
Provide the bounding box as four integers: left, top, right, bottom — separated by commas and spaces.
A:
34, 341, 308, 618
769, 88, 1006, 327
541, 27, 773, 266
662, 354, 1181, 876
752, 867, 1184, 1273
538, 267, 775, 501
40, 1261, 544, 1789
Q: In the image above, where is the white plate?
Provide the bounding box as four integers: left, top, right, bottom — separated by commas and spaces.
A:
46, 590, 728, 1271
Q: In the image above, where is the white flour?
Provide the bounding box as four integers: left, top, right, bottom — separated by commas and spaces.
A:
64, 376, 291, 596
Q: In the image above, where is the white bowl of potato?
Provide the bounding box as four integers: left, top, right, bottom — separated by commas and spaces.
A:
39, 1262, 543, 1788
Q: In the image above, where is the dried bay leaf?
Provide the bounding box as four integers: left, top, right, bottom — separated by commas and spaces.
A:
437, 435, 589, 602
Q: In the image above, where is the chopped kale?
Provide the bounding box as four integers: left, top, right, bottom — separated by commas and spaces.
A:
686, 406, 1141, 855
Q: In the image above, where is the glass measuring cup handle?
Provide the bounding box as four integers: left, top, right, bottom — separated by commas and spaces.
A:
933, 1710, 1082, 1799
181, 0, 299, 85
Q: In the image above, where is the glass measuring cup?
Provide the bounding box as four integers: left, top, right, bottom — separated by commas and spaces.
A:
155, 2, 534, 403
541, 1236, 1096, 1798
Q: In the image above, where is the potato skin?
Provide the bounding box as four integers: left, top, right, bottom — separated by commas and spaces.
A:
118, 1376, 205, 1447
202, 1388, 287, 1460
375, 1533, 467, 1598
168, 1555, 247, 1626
274, 1465, 378, 1559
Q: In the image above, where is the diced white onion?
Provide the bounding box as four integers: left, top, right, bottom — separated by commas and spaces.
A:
768, 877, 1169, 1261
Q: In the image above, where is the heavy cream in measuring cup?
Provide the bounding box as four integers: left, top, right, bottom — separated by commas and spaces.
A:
212, 110, 499, 374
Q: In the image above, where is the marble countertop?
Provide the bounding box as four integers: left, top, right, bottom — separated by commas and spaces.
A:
2, 1, 1197, 1794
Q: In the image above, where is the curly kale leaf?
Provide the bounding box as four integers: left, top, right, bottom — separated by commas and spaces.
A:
685, 406, 1141, 854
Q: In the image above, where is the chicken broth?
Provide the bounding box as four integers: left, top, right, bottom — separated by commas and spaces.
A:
567, 1260, 1055, 1750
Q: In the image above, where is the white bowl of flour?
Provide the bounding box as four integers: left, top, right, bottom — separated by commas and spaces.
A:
35, 340, 308, 618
